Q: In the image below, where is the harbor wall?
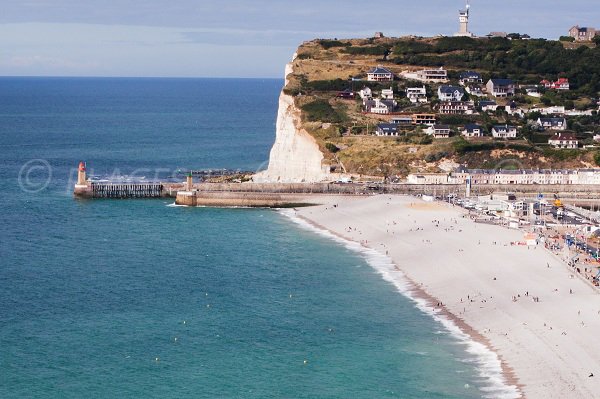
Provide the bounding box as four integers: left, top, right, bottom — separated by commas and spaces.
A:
175, 191, 319, 208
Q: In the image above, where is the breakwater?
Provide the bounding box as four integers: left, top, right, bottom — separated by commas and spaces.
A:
75, 180, 600, 206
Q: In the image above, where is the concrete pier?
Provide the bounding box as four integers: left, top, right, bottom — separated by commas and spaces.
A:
175, 190, 317, 208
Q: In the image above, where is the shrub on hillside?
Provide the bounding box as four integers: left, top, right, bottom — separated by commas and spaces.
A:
301, 99, 344, 123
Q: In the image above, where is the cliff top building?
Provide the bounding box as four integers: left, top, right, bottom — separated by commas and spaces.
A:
455, 1, 475, 38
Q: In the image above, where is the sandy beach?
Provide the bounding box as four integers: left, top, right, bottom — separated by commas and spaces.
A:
290, 194, 600, 399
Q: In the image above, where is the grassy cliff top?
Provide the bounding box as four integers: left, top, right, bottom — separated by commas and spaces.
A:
283, 36, 600, 179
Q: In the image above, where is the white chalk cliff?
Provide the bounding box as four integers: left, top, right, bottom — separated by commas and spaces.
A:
253, 57, 330, 183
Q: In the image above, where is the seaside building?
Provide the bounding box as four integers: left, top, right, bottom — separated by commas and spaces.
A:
465, 85, 484, 97
455, 1, 474, 37
359, 87, 373, 100
381, 87, 394, 100
437, 85, 465, 101
435, 101, 475, 115
415, 68, 448, 83
492, 125, 517, 138
407, 168, 600, 185
367, 66, 394, 82
390, 115, 413, 125
459, 71, 483, 85
569, 26, 599, 42
412, 113, 436, 126
425, 124, 451, 138
462, 124, 483, 138
406, 86, 428, 103
536, 117, 567, 131
541, 78, 570, 91
479, 100, 498, 112
376, 123, 399, 136
548, 132, 578, 149
486, 79, 516, 97
364, 98, 396, 114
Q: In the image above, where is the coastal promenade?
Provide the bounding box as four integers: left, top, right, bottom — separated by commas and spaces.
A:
292, 194, 600, 399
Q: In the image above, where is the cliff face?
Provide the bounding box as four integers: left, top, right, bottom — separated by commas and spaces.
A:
253, 59, 329, 183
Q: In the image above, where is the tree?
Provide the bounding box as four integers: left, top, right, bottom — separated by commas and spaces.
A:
559, 36, 575, 42
594, 151, 600, 167
593, 35, 600, 46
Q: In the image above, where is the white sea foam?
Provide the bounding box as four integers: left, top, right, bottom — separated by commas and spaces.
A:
166, 202, 188, 207
280, 209, 522, 399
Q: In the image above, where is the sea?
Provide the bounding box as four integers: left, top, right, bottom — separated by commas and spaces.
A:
0, 77, 517, 398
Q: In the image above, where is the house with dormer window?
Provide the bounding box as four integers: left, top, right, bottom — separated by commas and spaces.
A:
437, 85, 465, 101
492, 125, 517, 138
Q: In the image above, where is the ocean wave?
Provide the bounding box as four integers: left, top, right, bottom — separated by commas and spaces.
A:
280, 209, 521, 399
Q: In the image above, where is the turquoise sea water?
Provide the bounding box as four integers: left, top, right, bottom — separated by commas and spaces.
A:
1, 78, 508, 398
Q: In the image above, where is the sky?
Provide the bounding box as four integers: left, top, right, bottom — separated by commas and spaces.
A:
0, 1, 599, 78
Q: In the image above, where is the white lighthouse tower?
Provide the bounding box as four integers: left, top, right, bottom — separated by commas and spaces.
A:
455, 1, 474, 37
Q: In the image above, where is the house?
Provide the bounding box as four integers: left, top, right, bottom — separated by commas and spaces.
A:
548, 132, 578, 149
569, 26, 599, 42
364, 98, 396, 114
462, 124, 483, 138
407, 173, 449, 184
374, 32, 385, 38
358, 87, 372, 99
390, 115, 413, 125
376, 123, 398, 136
487, 32, 507, 38
426, 124, 451, 138
435, 101, 475, 115
406, 86, 428, 103
336, 89, 354, 99
492, 125, 517, 138
505, 101, 524, 117
486, 79, 516, 97
553, 78, 570, 90
541, 78, 570, 90
412, 113, 436, 126
367, 66, 394, 81
459, 71, 483, 85
416, 68, 448, 82
437, 85, 465, 101
466, 85, 484, 96
536, 117, 567, 131
380, 87, 394, 100
530, 105, 565, 115
479, 100, 498, 112
525, 87, 541, 97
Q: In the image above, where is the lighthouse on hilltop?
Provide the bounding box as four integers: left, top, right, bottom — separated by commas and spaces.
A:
455, 1, 474, 37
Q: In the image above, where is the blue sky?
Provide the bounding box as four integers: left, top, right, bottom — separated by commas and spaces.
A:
0, 1, 598, 78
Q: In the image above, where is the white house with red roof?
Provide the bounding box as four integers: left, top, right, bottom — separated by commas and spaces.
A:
540, 78, 570, 90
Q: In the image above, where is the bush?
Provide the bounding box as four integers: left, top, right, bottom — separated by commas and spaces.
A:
343, 45, 390, 56
424, 151, 449, 162
408, 134, 433, 145
559, 36, 575, 42
304, 79, 350, 92
325, 142, 340, 153
301, 99, 344, 123
317, 39, 349, 49
594, 151, 600, 166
